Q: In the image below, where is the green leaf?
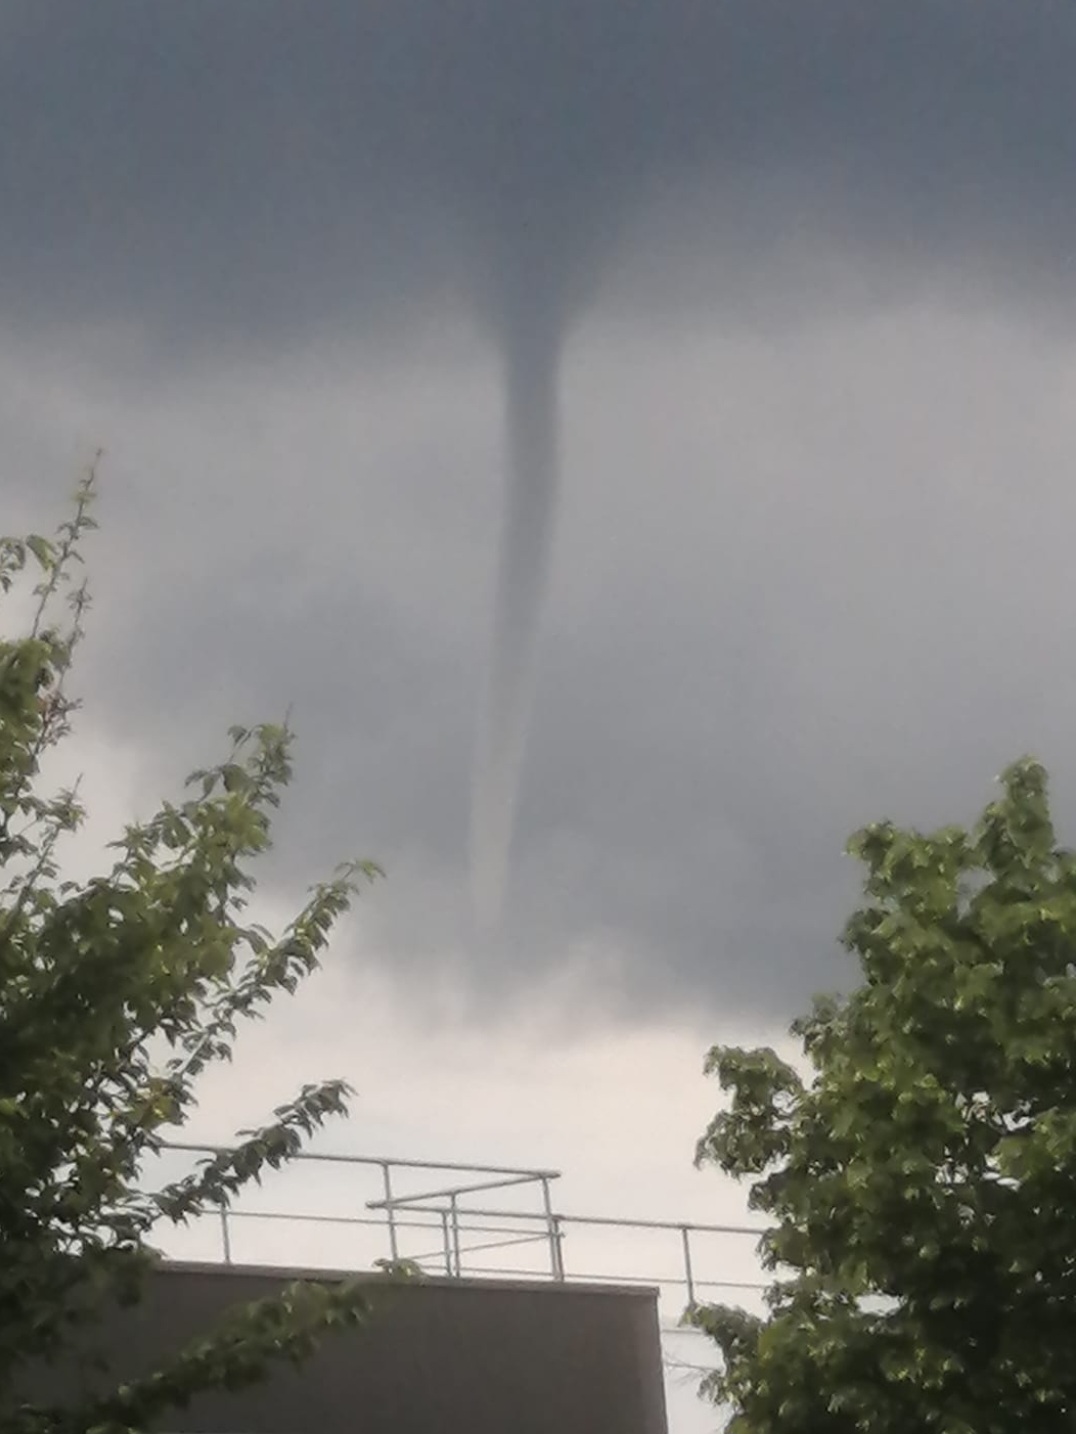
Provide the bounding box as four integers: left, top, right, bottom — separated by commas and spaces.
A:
697, 759, 1076, 1431
0, 476, 385, 1432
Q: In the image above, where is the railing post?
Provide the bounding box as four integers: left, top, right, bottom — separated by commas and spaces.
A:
381, 1161, 399, 1262
440, 1210, 453, 1275
219, 1207, 232, 1265
680, 1225, 696, 1308
449, 1193, 462, 1277
541, 1177, 565, 1281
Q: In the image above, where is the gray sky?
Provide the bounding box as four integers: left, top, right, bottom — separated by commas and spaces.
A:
5, 1, 1076, 355
6, 0, 1076, 1023
8, 7, 1076, 1426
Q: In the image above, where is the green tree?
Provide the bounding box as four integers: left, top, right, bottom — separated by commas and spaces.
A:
694, 759, 1076, 1432
0, 475, 385, 1433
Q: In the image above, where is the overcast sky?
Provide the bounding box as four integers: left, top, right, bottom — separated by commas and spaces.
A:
6, 6, 1076, 1427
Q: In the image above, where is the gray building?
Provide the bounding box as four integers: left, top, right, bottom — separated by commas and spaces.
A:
28, 1261, 669, 1434
16, 1146, 746, 1431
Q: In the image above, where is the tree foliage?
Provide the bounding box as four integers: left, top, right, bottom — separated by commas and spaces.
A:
0, 474, 385, 1433
695, 759, 1076, 1432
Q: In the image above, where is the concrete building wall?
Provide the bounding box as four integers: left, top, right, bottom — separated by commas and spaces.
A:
18, 1262, 669, 1434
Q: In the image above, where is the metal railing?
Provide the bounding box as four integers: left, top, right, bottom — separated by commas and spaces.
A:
152, 1143, 768, 1330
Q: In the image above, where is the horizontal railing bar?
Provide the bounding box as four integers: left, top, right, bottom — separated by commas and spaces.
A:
393, 1221, 554, 1246
213, 1210, 434, 1233
159, 1141, 560, 1181
152, 1143, 771, 1308
558, 1212, 765, 1237
368, 1201, 550, 1221
671, 1284, 768, 1296
186, 1215, 770, 1292
458, 1263, 768, 1291
410, 1233, 549, 1263
162, 1198, 768, 1256
387, 1203, 562, 1223
235, 1213, 535, 1241
157, 1144, 758, 1233
372, 1203, 763, 1237
381, 1203, 760, 1238
523, 1269, 768, 1292
368, 1173, 549, 1210
162, 1200, 761, 1242
176, 1215, 768, 1289
175, 1206, 562, 1243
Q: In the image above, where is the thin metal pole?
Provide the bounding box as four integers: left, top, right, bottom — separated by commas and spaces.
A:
541, 1177, 564, 1280
164, 1140, 559, 1180
449, 1194, 462, 1276
680, 1225, 696, 1307
219, 1207, 232, 1265
553, 1215, 565, 1280
381, 1162, 399, 1262
440, 1211, 453, 1275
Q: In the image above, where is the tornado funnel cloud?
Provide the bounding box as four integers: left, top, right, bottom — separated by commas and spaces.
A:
470, 313, 562, 929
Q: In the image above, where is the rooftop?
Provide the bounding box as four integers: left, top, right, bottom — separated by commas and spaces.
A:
151, 1142, 768, 1396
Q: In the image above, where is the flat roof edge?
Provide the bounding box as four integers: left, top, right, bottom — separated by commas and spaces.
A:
159, 1259, 662, 1301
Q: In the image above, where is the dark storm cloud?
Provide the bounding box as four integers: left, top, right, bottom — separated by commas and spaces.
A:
8, 1, 1076, 1024
31, 306, 1076, 1025
3, 0, 1076, 347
